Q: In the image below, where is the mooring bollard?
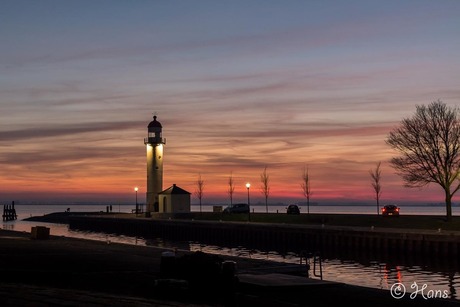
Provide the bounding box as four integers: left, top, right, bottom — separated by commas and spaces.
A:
31, 226, 50, 240
160, 251, 176, 277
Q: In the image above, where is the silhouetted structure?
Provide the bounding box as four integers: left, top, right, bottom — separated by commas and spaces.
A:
2, 201, 17, 221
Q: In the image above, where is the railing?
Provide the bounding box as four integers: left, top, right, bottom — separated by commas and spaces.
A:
144, 137, 166, 144
300, 250, 323, 279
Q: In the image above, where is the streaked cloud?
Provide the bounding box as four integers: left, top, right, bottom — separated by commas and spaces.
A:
1, 1, 459, 204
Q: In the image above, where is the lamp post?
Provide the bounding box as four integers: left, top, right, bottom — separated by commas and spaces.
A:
246, 183, 251, 221
134, 187, 139, 216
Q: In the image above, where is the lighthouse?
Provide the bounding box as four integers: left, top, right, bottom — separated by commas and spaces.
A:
144, 116, 165, 213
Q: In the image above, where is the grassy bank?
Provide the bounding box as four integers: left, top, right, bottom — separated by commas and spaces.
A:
185, 212, 460, 232
26, 211, 460, 232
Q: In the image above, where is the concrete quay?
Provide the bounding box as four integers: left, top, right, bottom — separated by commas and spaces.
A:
64, 214, 460, 261
1, 228, 460, 307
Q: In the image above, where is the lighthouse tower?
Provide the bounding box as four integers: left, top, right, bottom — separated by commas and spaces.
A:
144, 116, 165, 213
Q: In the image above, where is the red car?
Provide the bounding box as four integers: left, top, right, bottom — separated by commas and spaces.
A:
381, 205, 400, 216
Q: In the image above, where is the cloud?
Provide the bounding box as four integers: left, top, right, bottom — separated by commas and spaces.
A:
0, 121, 141, 142
2, 1, 459, 204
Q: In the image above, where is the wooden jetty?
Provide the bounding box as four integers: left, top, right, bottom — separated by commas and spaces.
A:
2, 202, 17, 221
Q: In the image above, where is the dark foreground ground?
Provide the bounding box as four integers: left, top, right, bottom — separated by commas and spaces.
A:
1, 228, 460, 307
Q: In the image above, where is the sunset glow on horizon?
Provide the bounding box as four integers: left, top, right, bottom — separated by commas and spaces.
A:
1, 1, 459, 205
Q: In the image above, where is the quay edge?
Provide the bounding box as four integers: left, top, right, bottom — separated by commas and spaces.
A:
66, 215, 460, 261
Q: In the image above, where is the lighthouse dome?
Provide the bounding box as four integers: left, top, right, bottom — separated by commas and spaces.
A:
148, 116, 162, 128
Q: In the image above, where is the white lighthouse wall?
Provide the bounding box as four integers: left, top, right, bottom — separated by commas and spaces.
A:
159, 194, 190, 213
146, 143, 163, 212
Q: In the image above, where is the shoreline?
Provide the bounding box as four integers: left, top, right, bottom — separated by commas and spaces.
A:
24, 211, 460, 231
1, 228, 460, 306
0, 213, 460, 307
53, 213, 460, 263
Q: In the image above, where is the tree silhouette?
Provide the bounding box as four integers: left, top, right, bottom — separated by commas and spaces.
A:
227, 172, 235, 205
369, 162, 382, 215
301, 165, 312, 215
386, 100, 460, 221
260, 166, 270, 213
194, 173, 204, 213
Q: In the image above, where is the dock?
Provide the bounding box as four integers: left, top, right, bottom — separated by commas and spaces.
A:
238, 272, 340, 289
64, 215, 460, 260
3, 223, 460, 306
2, 202, 17, 221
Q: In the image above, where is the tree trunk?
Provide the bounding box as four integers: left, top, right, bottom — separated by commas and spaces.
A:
445, 190, 453, 222
376, 198, 380, 215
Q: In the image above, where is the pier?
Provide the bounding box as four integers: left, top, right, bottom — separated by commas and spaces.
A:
66, 214, 460, 261
2, 227, 458, 306
2, 202, 17, 221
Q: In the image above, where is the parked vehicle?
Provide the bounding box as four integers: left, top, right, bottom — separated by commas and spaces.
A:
223, 203, 249, 214
286, 204, 300, 215
381, 204, 400, 216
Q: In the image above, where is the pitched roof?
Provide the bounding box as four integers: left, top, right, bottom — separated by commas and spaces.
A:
159, 184, 190, 195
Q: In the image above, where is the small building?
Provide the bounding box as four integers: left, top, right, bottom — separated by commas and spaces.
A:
158, 184, 191, 213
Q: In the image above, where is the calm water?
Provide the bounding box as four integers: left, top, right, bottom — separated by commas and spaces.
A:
2, 203, 460, 300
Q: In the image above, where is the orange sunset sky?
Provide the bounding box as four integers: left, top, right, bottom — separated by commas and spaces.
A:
1, 1, 459, 205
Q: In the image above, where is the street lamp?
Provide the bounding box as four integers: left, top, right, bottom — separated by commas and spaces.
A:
134, 187, 139, 216
246, 183, 251, 221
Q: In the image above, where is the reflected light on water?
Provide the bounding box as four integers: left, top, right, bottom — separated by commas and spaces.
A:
2, 215, 460, 300
188, 241, 458, 299
2, 220, 148, 246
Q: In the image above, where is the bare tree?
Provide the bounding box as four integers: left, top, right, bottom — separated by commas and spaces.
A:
386, 100, 460, 221
301, 165, 312, 214
228, 172, 235, 206
260, 166, 270, 213
369, 162, 382, 215
194, 173, 205, 213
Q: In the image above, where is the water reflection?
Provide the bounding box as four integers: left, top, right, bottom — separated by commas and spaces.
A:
2, 221, 459, 299
183, 240, 459, 299
383, 264, 402, 286
2, 223, 15, 231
